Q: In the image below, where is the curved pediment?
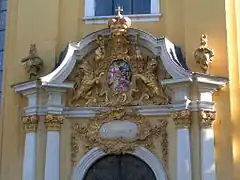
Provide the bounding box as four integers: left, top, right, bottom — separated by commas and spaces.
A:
40, 14, 192, 107
41, 28, 190, 84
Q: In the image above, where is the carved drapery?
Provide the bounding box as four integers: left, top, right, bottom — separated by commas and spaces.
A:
172, 110, 191, 129
70, 108, 168, 168
22, 115, 39, 132
44, 114, 64, 131
200, 111, 216, 128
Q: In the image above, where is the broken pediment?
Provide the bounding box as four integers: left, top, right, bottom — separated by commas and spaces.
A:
68, 17, 170, 107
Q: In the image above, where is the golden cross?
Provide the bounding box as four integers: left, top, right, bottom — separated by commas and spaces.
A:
115, 6, 123, 17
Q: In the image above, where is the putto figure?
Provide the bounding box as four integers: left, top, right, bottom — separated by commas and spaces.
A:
21, 44, 43, 80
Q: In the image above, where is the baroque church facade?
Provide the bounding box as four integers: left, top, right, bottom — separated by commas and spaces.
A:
1, 0, 240, 180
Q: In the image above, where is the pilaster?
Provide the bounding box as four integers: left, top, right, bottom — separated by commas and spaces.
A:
22, 115, 39, 180
200, 110, 216, 180
44, 114, 64, 180
173, 110, 192, 180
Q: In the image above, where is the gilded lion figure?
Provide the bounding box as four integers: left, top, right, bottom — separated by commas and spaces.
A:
131, 58, 169, 104
70, 61, 105, 106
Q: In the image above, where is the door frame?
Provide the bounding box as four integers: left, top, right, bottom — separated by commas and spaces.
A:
71, 146, 168, 180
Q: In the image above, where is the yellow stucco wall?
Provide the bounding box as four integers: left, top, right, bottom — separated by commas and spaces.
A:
0, 0, 240, 179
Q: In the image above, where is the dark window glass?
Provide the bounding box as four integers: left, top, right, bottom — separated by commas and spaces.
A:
95, 0, 113, 16
0, 0, 6, 104
0, 0, 7, 11
0, 30, 5, 50
0, 70, 2, 90
133, 0, 151, 14
114, 0, 132, 15
95, 0, 151, 16
0, 10, 6, 30
0, 50, 3, 67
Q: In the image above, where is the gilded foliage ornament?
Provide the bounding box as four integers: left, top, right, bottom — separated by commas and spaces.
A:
69, 13, 170, 107
172, 110, 191, 128
200, 110, 216, 128
44, 114, 64, 131
22, 115, 39, 132
71, 108, 168, 166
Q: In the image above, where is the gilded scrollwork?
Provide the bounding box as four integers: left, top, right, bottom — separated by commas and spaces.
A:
172, 110, 191, 128
70, 108, 168, 166
159, 119, 168, 168
69, 13, 170, 107
200, 110, 216, 128
44, 114, 64, 131
22, 115, 39, 132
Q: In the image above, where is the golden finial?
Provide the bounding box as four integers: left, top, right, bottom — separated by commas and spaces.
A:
194, 34, 215, 73
115, 6, 123, 18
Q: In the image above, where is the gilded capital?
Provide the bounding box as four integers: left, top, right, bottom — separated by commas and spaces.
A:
200, 111, 216, 128
44, 114, 64, 131
172, 110, 191, 128
22, 115, 39, 132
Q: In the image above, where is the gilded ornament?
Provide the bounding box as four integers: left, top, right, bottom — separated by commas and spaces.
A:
131, 58, 170, 105
172, 110, 191, 128
200, 111, 216, 128
70, 108, 168, 166
21, 44, 43, 80
44, 114, 64, 131
194, 35, 215, 73
22, 115, 39, 132
69, 12, 170, 107
159, 119, 168, 168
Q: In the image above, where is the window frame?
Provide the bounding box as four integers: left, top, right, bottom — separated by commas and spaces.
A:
84, 0, 161, 24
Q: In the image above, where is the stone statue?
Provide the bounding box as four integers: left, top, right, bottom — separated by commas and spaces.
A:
21, 44, 43, 80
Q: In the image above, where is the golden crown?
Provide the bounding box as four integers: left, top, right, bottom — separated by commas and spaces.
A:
108, 7, 132, 35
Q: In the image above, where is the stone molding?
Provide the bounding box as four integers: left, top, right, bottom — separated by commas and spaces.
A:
71, 147, 168, 180
22, 115, 39, 132
44, 114, 64, 131
172, 110, 191, 129
200, 110, 216, 128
